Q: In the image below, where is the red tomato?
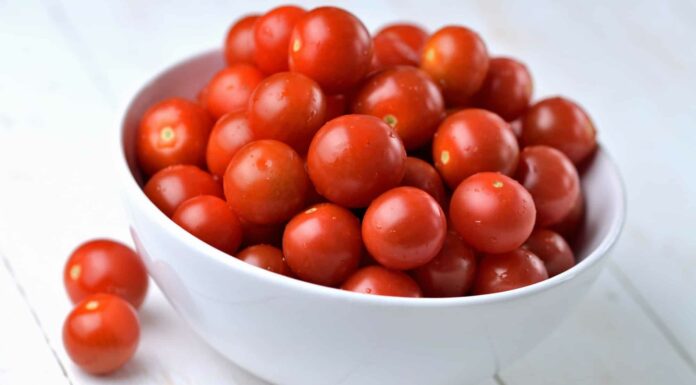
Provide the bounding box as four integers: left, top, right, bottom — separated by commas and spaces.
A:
474, 248, 548, 294
342, 266, 422, 298
352, 66, 444, 150
237, 244, 292, 276
172, 195, 243, 254
253, 5, 306, 74
450, 172, 536, 254
400, 157, 448, 209
420, 26, 489, 105
371, 23, 428, 71
283, 203, 362, 287
206, 111, 254, 177
136, 98, 212, 176
474, 57, 533, 121
223, 140, 308, 224
523, 229, 575, 276
412, 231, 477, 297
325, 94, 347, 121
363, 187, 447, 270
432, 109, 519, 189
240, 219, 285, 248
203, 64, 264, 119
144, 165, 223, 217
516, 146, 580, 227
63, 294, 139, 374
307, 114, 406, 207
248, 72, 326, 154
521, 97, 597, 165
289, 7, 372, 94
64, 240, 148, 308
224, 14, 259, 65
551, 191, 585, 240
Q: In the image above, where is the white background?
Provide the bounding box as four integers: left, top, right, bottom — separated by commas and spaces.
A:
0, 0, 695, 384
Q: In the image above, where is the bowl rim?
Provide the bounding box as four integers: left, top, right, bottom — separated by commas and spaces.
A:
115, 49, 627, 308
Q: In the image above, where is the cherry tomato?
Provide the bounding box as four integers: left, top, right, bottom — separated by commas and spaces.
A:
240, 219, 284, 248
352, 66, 444, 150
325, 94, 347, 121
342, 266, 422, 298
400, 157, 447, 209
253, 5, 306, 74
206, 111, 254, 177
363, 187, 447, 270
137, 98, 213, 176
224, 140, 308, 224
433, 109, 519, 189
450, 172, 536, 254
64, 240, 148, 308
521, 96, 597, 165
551, 191, 585, 240
237, 244, 292, 276
420, 26, 489, 106
474, 248, 548, 294
289, 7, 372, 94
523, 229, 575, 277
283, 203, 362, 287
412, 231, 477, 297
63, 294, 139, 374
172, 195, 243, 254
144, 165, 223, 217
248, 72, 326, 154
516, 146, 580, 227
307, 114, 406, 207
224, 14, 259, 65
474, 57, 533, 121
203, 64, 264, 119
371, 23, 428, 71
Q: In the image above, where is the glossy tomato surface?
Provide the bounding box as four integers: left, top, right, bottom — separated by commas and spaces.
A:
237, 244, 292, 276
523, 229, 575, 276
474, 57, 533, 121
342, 265, 422, 298
371, 23, 428, 71
307, 114, 406, 207
400, 157, 448, 209
253, 5, 305, 74
172, 195, 243, 254
63, 294, 140, 374
137, 98, 212, 176
203, 64, 264, 119
206, 111, 254, 177
413, 231, 477, 297
283, 203, 362, 287
64, 240, 148, 308
224, 14, 259, 65
144, 165, 223, 217
474, 248, 548, 295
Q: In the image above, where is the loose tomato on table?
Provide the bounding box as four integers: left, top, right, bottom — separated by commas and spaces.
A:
64, 240, 148, 308
474, 248, 548, 295
474, 57, 533, 122
371, 23, 428, 71
237, 244, 292, 276
206, 111, 254, 178
253, 5, 306, 74
144, 164, 223, 217
224, 14, 259, 65
342, 266, 422, 298
172, 195, 243, 254
412, 231, 477, 297
523, 229, 575, 277
203, 64, 264, 119
400, 157, 448, 209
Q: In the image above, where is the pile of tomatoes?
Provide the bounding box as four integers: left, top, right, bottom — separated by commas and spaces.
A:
61, 4, 597, 375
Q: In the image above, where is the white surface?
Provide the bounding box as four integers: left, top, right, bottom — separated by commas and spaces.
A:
0, 0, 694, 384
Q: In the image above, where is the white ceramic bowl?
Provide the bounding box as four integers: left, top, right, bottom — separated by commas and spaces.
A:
117, 50, 626, 385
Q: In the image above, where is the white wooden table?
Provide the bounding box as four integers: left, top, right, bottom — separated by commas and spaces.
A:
1, 1, 695, 384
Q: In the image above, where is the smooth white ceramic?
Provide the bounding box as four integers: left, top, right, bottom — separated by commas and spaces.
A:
116, 50, 626, 385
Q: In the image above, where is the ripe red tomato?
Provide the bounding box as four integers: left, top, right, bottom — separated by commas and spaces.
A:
144, 165, 223, 217
172, 195, 243, 254
521, 97, 597, 165
400, 157, 447, 209
206, 111, 254, 177
248, 72, 326, 154
203, 64, 264, 119
371, 23, 428, 71
137, 98, 212, 176
253, 5, 306, 74
307, 114, 406, 207
450, 172, 536, 254
551, 191, 585, 240
420, 26, 489, 105
63, 294, 139, 374
474, 57, 533, 121
64, 240, 148, 308
516, 146, 580, 227
289, 7, 372, 94
413, 231, 477, 297
363, 187, 447, 270
240, 219, 284, 248
352, 66, 444, 150
224, 140, 308, 224
325, 94, 347, 121
237, 244, 292, 276
474, 248, 548, 294
283, 203, 362, 287
523, 229, 575, 276
224, 14, 259, 65
432, 109, 519, 189
342, 266, 422, 298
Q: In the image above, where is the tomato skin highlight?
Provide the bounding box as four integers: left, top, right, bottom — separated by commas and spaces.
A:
144, 165, 223, 217
253, 5, 306, 74
371, 23, 428, 71
474, 248, 548, 294
172, 195, 243, 254
206, 111, 254, 178
224, 14, 259, 65
203, 64, 264, 119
